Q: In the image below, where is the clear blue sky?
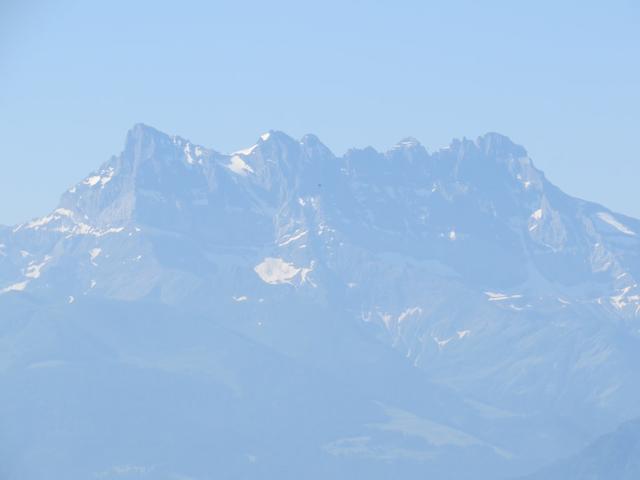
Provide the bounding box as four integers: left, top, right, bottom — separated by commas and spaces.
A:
1, 0, 638, 225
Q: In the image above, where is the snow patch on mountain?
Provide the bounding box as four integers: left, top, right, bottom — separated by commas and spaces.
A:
532, 209, 543, 220
25, 256, 51, 279
89, 248, 102, 266
485, 292, 522, 302
24, 208, 75, 230
254, 257, 314, 286
1, 255, 52, 294
398, 307, 422, 323
1, 280, 28, 293
233, 144, 258, 156
596, 212, 636, 236
83, 167, 114, 187
183, 144, 196, 165
278, 229, 308, 247
84, 176, 102, 187
227, 155, 255, 176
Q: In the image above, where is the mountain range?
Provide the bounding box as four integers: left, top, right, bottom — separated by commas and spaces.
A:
1, 124, 639, 479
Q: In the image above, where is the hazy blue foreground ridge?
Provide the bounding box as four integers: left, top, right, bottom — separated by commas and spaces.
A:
1, 124, 639, 480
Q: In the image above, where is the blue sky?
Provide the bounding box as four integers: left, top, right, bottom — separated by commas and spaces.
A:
1, 0, 638, 224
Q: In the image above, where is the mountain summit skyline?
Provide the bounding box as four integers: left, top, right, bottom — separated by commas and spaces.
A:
6, 124, 639, 300
1, 124, 639, 479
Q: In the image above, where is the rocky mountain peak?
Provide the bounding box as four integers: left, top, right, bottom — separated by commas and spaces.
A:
2, 124, 640, 480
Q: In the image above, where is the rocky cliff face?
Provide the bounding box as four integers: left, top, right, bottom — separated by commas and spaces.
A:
1, 124, 639, 479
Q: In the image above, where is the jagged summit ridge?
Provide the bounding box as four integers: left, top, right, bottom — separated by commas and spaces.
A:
3, 123, 639, 316
117, 124, 531, 171
2, 124, 640, 479
37, 125, 545, 235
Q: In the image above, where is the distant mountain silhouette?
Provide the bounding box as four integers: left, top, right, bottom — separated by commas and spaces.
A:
1, 124, 639, 479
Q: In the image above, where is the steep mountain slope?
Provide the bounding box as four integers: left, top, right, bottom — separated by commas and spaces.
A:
0, 294, 528, 480
1, 124, 639, 479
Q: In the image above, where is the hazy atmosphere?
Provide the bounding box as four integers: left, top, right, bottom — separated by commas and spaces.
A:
1, 0, 638, 225
2, 2, 640, 480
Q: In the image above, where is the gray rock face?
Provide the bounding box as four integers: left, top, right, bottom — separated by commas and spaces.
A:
1, 124, 639, 479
